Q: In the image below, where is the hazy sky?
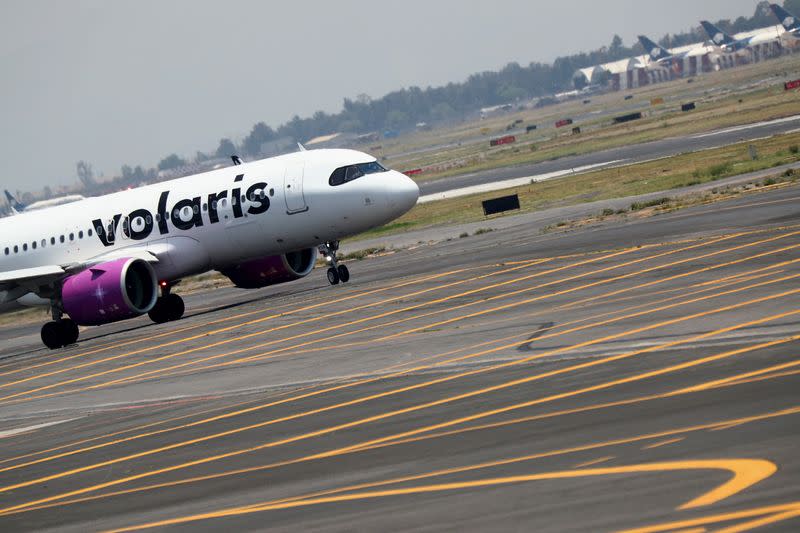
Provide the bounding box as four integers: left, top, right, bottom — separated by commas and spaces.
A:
1, 0, 760, 191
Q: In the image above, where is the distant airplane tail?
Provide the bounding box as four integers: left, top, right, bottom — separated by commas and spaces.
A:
770, 3, 800, 33
4, 190, 25, 214
700, 20, 735, 47
638, 35, 672, 62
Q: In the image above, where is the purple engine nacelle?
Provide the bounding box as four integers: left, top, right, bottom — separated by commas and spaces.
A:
62, 258, 158, 326
220, 248, 317, 289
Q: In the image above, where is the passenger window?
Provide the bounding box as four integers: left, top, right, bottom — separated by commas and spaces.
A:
88, 229, 93, 237
4, 247, 8, 255
50, 237, 55, 245
78, 230, 84, 239
60, 235, 65, 243
23, 243, 28, 251
41, 239, 46, 247
14, 245, 18, 253
69, 233, 74, 241
32, 241, 37, 250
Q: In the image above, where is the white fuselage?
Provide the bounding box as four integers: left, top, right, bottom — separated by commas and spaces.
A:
0, 149, 418, 290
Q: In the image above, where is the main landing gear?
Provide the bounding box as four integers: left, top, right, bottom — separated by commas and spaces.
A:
41, 307, 79, 350
319, 241, 350, 285
148, 283, 185, 324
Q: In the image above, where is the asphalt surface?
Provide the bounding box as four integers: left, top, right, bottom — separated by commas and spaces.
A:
0, 182, 799, 532
418, 114, 800, 196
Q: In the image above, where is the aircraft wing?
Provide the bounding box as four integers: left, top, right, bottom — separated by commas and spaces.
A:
0, 265, 65, 285
0, 248, 159, 298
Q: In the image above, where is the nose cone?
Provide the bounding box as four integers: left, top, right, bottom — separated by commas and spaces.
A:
386, 171, 419, 214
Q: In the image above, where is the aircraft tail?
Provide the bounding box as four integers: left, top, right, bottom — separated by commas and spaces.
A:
770, 4, 800, 32
700, 20, 735, 46
4, 190, 25, 214
638, 35, 671, 62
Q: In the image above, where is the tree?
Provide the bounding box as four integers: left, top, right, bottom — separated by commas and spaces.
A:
76, 160, 95, 188
157, 154, 186, 172
609, 34, 624, 60
215, 138, 237, 159
242, 122, 276, 157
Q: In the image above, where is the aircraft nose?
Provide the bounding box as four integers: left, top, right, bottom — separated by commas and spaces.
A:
387, 171, 419, 212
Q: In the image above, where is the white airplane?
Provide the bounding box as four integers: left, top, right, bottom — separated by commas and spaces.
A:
0, 149, 419, 349
699, 20, 780, 56
5, 190, 86, 215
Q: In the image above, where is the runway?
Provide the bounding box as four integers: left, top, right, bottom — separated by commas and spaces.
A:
0, 183, 799, 531
418, 114, 800, 197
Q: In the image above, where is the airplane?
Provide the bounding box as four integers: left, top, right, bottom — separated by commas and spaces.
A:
4, 190, 85, 215
700, 20, 779, 54
0, 149, 419, 349
770, 4, 800, 40
637, 35, 689, 67
4, 190, 25, 215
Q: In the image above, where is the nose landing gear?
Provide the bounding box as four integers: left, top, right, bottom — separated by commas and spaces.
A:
319, 241, 349, 285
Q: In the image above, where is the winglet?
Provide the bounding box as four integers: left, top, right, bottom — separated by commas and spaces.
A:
297, 143, 307, 152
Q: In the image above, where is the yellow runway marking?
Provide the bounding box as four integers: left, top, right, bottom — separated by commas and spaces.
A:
574, 456, 615, 468
15, 401, 800, 517
0, 264, 489, 391
642, 438, 685, 450
0, 258, 559, 403
0, 235, 701, 403
2, 256, 785, 476
130, 258, 794, 387
716, 508, 800, 533
6, 229, 762, 402
2, 269, 793, 480
10, 229, 794, 405
90, 234, 800, 390
615, 501, 800, 532
0, 293, 794, 515
103, 459, 777, 532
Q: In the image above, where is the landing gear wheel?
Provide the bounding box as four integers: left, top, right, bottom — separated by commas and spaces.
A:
321, 241, 349, 285
327, 267, 340, 285
41, 322, 64, 350
61, 319, 79, 346
148, 298, 170, 324
165, 294, 185, 321
149, 293, 185, 323
337, 264, 350, 283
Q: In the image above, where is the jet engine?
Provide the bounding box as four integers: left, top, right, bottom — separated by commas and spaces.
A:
62, 258, 158, 326
221, 248, 317, 289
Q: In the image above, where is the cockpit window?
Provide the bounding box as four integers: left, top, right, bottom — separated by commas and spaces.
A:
329, 161, 388, 186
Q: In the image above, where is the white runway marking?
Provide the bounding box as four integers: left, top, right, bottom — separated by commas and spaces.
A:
0, 418, 78, 439
418, 160, 626, 204
690, 114, 800, 139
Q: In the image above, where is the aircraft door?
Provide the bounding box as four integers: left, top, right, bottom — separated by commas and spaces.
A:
284, 163, 307, 214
